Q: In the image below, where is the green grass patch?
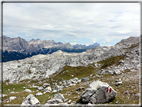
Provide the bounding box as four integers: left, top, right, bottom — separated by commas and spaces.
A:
3, 83, 27, 94
98, 55, 126, 69
48, 65, 98, 83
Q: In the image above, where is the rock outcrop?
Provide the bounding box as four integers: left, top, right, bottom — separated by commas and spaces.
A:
81, 80, 117, 104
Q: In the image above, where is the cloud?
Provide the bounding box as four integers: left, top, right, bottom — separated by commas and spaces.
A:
3, 3, 140, 45
70, 42, 78, 45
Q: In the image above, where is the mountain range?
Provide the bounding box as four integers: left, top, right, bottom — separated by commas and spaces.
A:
0, 36, 100, 62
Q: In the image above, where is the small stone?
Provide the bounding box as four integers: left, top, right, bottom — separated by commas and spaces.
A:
9, 91, 15, 94
36, 92, 43, 96
9, 96, 16, 101
76, 87, 84, 91
68, 100, 71, 104
23, 89, 32, 93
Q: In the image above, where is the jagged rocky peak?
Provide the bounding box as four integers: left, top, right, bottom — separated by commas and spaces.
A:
1, 36, 29, 51
73, 42, 100, 49
30, 38, 40, 41
29, 38, 42, 44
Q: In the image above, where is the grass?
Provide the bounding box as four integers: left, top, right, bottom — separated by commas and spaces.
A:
98, 55, 126, 69
3, 83, 27, 95
48, 65, 98, 85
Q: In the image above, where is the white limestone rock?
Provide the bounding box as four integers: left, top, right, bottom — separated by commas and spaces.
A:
37, 86, 44, 91
43, 83, 50, 89
23, 89, 32, 93
52, 83, 63, 92
9, 96, 16, 101
36, 92, 43, 96
44, 86, 52, 93
47, 93, 65, 104
21, 94, 40, 106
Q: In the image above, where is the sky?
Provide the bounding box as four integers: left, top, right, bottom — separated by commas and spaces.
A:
3, 3, 140, 46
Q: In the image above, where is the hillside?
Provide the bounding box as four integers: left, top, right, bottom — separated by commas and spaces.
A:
1, 36, 140, 106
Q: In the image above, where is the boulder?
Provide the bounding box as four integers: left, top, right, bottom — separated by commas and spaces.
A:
76, 87, 84, 91
37, 86, 44, 91
9, 91, 15, 94
62, 81, 67, 87
47, 93, 65, 104
115, 79, 122, 86
113, 69, 121, 75
21, 94, 40, 106
68, 84, 76, 87
67, 77, 80, 85
81, 77, 89, 82
43, 83, 50, 88
81, 80, 116, 104
23, 89, 32, 93
36, 92, 43, 96
119, 60, 124, 64
59, 81, 62, 85
44, 86, 52, 93
9, 96, 16, 101
52, 83, 63, 92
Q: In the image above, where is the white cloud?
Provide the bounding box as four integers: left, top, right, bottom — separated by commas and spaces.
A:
70, 42, 78, 45
3, 3, 140, 45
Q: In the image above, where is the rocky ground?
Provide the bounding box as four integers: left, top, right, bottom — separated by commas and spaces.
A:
0, 36, 140, 106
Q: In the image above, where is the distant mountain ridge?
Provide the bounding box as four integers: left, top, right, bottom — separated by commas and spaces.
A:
1, 36, 100, 62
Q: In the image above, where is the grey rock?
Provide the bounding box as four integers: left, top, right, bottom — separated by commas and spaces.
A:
21, 94, 40, 106
54, 93, 65, 102
37, 86, 44, 91
62, 81, 67, 87
9, 91, 15, 94
68, 84, 76, 87
36, 92, 43, 96
23, 89, 32, 93
81, 77, 89, 82
47, 99, 63, 104
76, 87, 84, 91
52, 83, 63, 92
115, 81, 122, 86
44, 86, 52, 93
81, 80, 116, 104
43, 83, 50, 88
113, 69, 121, 75
47, 93, 65, 104
9, 96, 16, 101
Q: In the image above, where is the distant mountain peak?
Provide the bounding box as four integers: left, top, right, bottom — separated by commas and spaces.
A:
30, 38, 40, 41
